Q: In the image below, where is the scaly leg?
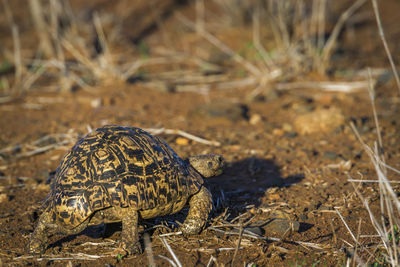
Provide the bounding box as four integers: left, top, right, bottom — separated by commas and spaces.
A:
118, 208, 142, 254
29, 211, 89, 255
180, 186, 212, 235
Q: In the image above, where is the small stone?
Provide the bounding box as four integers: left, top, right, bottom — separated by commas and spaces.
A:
175, 137, 189, 146
293, 108, 345, 135
263, 219, 300, 234
191, 102, 249, 122
244, 226, 263, 236
91, 98, 102, 108
272, 128, 284, 136
0, 193, 7, 203
323, 151, 338, 160
249, 114, 262, 125
282, 123, 293, 132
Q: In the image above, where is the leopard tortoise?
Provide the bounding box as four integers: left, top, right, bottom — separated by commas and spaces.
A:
29, 125, 225, 255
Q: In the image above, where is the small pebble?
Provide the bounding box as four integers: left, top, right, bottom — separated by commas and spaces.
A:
249, 114, 262, 125
263, 219, 300, 234
323, 151, 338, 160
294, 108, 345, 135
175, 137, 189, 146
0, 193, 7, 203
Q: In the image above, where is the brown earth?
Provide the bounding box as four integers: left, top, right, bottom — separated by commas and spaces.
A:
1, 0, 400, 266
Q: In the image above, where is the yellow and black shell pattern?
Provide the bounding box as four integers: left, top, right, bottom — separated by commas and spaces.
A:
43, 125, 204, 228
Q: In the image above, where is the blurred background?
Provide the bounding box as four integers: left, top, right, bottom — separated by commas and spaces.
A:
0, 0, 400, 265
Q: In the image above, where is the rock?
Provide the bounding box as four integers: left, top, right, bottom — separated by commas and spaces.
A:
249, 114, 262, 125
263, 219, 300, 234
0, 193, 7, 203
293, 108, 345, 135
244, 226, 263, 236
191, 102, 249, 122
323, 151, 338, 161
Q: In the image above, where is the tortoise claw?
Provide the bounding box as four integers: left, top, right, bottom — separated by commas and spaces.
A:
120, 239, 143, 255
28, 238, 46, 255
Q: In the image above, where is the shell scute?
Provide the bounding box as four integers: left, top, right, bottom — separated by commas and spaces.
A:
45, 125, 203, 227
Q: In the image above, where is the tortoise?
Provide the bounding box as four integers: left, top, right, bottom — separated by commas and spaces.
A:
28, 125, 225, 255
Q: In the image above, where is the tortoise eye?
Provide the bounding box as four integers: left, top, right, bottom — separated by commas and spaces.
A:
208, 161, 213, 168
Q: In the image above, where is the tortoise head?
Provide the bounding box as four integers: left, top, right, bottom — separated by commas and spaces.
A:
188, 154, 225, 178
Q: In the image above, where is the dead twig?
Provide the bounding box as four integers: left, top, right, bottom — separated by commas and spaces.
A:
144, 233, 156, 267
231, 222, 243, 266
159, 237, 182, 267
371, 0, 400, 94
275, 80, 371, 93
144, 128, 220, 146
14, 253, 109, 261
156, 255, 177, 267
208, 226, 327, 250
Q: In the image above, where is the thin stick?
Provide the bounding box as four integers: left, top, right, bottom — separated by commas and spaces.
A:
275, 80, 370, 92
335, 207, 358, 244
158, 231, 182, 237
196, 0, 205, 33
28, 0, 54, 58
197, 247, 243, 253
144, 128, 220, 146
11, 25, 22, 88
231, 222, 243, 266
160, 237, 182, 267
371, 0, 400, 94
367, 68, 383, 153
348, 179, 400, 184
156, 255, 177, 267
144, 233, 156, 267
208, 226, 326, 250
206, 255, 216, 267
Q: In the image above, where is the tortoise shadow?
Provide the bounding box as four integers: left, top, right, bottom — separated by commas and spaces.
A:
206, 157, 305, 215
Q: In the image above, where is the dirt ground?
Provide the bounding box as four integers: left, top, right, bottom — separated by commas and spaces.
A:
1, 0, 400, 266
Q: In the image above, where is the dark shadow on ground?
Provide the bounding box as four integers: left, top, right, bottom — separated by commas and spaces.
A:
206, 157, 304, 215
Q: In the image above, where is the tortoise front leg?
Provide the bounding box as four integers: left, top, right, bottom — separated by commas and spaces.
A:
29, 210, 90, 254
28, 211, 53, 254
118, 208, 142, 254
180, 186, 212, 235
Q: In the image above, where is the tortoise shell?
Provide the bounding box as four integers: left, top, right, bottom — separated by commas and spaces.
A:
44, 125, 203, 228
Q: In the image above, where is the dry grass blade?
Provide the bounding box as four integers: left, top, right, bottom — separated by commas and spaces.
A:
175, 13, 262, 77
320, 0, 367, 72
197, 247, 243, 253
0, 132, 77, 160
158, 231, 182, 237
156, 254, 177, 267
275, 81, 370, 93
347, 179, 400, 184
350, 123, 400, 265
206, 255, 216, 267
231, 222, 243, 266
77, 241, 115, 247
144, 233, 156, 267
28, 0, 54, 58
371, 0, 400, 94
159, 237, 182, 267
14, 253, 109, 261
144, 128, 220, 146
208, 226, 327, 250
335, 207, 358, 244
